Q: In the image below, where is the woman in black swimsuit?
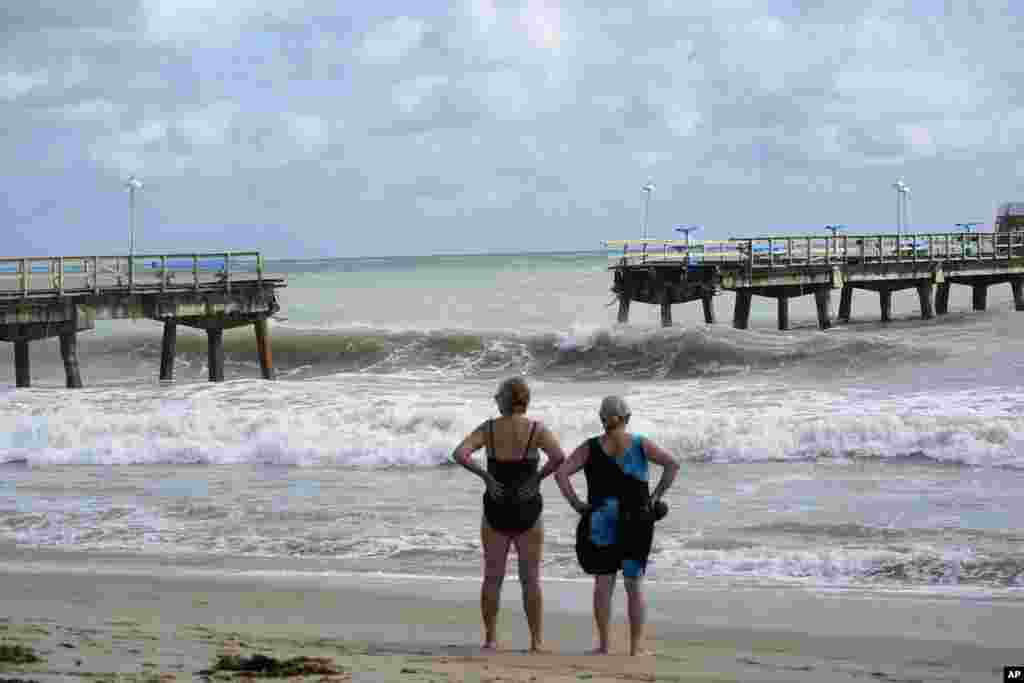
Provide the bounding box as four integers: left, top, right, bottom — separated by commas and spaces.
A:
452, 377, 566, 652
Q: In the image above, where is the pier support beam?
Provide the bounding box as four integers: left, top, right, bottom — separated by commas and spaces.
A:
702, 293, 715, 324
814, 288, 831, 330
160, 321, 177, 382
733, 290, 752, 330
660, 299, 673, 328
879, 288, 893, 323
207, 328, 224, 382
777, 295, 790, 331
14, 340, 29, 388
838, 285, 853, 323
254, 318, 275, 380
1012, 278, 1024, 311
59, 332, 83, 388
972, 284, 988, 311
916, 282, 935, 320
935, 283, 951, 315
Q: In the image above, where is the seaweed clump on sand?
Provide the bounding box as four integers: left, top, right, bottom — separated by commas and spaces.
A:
0, 643, 40, 665
199, 653, 340, 677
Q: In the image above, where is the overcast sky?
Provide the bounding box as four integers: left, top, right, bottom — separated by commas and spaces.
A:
3, 1, 1023, 258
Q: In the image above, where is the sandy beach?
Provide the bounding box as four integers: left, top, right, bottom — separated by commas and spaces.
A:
0, 551, 1018, 682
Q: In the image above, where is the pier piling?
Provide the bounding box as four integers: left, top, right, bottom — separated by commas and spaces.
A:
916, 282, 935, 320
14, 339, 29, 388
777, 295, 790, 331
254, 318, 275, 380
59, 332, 83, 388
1012, 278, 1024, 311
879, 288, 893, 323
702, 293, 715, 324
617, 296, 631, 324
733, 290, 752, 330
660, 298, 673, 328
207, 328, 224, 382
936, 283, 951, 315
160, 321, 177, 382
838, 285, 853, 323
814, 288, 831, 330
972, 284, 988, 311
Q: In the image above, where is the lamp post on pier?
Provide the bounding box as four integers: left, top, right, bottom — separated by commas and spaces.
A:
124, 175, 144, 262
641, 180, 655, 240
892, 179, 909, 238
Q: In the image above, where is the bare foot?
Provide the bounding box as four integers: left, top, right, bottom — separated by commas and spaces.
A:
528, 644, 550, 654
481, 642, 498, 653
630, 648, 654, 657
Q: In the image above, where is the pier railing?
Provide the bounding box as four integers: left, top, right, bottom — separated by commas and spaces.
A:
0, 251, 272, 299
606, 231, 1024, 268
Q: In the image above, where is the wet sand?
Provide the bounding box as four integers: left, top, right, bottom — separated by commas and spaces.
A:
0, 553, 1018, 682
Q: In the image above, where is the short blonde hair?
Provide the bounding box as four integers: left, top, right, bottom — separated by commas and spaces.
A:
495, 377, 530, 415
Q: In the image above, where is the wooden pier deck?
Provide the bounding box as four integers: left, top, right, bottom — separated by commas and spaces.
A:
607, 231, 1024, 330
0, 252, 285, 387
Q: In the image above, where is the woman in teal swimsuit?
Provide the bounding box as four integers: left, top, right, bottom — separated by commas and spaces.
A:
452, 378, 566, 652
555, 396, 679, 656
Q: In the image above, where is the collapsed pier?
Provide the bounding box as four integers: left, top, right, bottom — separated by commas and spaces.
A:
608, 232, 1024, 330
0, 252, 285, 388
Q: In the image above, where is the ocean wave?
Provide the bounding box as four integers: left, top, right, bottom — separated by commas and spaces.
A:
653, 543, 1024, 587
2, 383, 1024, 469
103, 323, 948, 383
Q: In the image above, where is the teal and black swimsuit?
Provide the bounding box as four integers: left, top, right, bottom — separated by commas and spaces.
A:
482, 419, 543, 535
580, 434, 654, 578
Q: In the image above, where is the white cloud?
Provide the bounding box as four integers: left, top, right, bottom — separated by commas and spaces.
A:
0, 70, 49, 100
393, 75, 449, 114
359, 16, 427, 62
837, 69, 972, 109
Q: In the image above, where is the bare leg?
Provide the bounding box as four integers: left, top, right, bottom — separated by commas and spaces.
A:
512, 518, 545, 652
624, 576, 649, 656
480, 516, 511, 650
592, 573, 616, 654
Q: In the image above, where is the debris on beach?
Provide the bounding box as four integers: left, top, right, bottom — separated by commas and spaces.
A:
199, 653, 341, 678
0, 643, 40, 665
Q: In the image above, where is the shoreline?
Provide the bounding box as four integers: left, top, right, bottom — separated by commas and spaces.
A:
0, 552, 1019, 682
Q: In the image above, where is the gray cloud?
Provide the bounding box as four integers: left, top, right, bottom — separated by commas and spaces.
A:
3, 1, 1024, 257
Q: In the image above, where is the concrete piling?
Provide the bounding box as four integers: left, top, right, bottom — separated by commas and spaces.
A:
936, 283, 951, 315
1012, 278, 1024, 311
59, 332, 83, 388
14, 339, 29, 388
879, 288, 893, 323
207, 328, 224, 382
814, 288, 831, 330
972, 284, 988, 311
160, 321, 177, 382
777, 295, 790, 331
254, 318, 275, 380
733, 290, 752, 330
702, 293, 715, 324
916, 282, 934, 320
660, 298, 673, 327
838, 285, 853, 323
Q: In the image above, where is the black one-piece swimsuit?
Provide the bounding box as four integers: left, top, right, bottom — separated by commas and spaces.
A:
482, 419, 543, 535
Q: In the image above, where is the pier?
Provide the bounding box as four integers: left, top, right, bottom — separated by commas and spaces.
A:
607, 231, 1024, 330
0, 252, 284, 387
